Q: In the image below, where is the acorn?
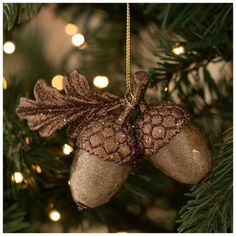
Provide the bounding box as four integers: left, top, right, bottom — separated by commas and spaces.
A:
135, 101, 213, 184
70, 115, 137, 209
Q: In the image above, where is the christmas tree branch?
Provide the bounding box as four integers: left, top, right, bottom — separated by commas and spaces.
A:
3, 3, 42, 31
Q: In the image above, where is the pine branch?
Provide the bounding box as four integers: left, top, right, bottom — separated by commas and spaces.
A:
149, 3, 232, 88
3, 3, 42, 31
3, 203, 29, 233
177, 127, 233, 233
167, 4, 232, 36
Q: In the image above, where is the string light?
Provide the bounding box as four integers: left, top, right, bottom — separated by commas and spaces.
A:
172, 46, 185, 55
3, 41, 16, 54
65, 23, 78, 36
72, 33, 85, 47
3, 77, 7, 89
49, 209, 61, 221
32, 164, 42, 174
93, 75, 109, 89
51, 75, 64, 91
35, 165, 42, 173
68, 180, 71, 185
63, 144, 73, 155
164, 87, 168, 92
25, 137, 30, 144
11, 172, 24, 184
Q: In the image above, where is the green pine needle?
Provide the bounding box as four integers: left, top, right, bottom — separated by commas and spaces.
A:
3, 3, 42, 31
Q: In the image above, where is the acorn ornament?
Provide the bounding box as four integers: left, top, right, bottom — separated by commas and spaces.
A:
70, 115, 135, 208
135, 102, 213, 184
16, 69, 212, 209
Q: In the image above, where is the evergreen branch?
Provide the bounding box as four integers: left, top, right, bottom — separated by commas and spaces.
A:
3, 3, 42, 31
3, 203, 29, 232
177, 127, 233, 233
167, 4, 232, 37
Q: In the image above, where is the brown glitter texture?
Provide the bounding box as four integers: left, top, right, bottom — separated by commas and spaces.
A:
16, 70, 149, 167
135, 101, 191, 157
16, 69, 125, 138
16, 68, 212, 205
78, 115, 138, 166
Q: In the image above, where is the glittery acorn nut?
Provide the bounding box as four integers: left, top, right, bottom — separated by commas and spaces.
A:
135, 102, 212, 184
70, 115, 137, 209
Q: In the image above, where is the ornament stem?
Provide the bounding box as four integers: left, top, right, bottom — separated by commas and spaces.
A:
118, 71, 149, 125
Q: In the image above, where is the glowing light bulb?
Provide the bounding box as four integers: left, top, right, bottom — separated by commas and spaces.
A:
63, 144, 73, 155
164, 87, 168, 92
32, 164, 42, 173
49, 209, 61, 221
68, 180, 71, 185
25, 137, 30, 144
3, 77, 7, 89
32, 164, 41, 173
3, 41, 15, 54
11, 172, 24, 183
72, 33, 85, 47
172, 46, 185, 55
93, 75, 109, 89
65, 23, 78, 36
51, 75, 64, 91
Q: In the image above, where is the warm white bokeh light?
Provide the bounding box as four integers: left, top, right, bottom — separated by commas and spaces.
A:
72, 33, 85, 47
51, 75, 64, 91
172, 46, 185, 55
93, 75, 109, 89
25, 137, 30, 144
63, 144, 73, 155
11, 172, 24, 184
49, 209, 61, 221
3, 41, 16, 54
33, 165, 42, 174
3, 77, 7, 89
65, 23, 78, 36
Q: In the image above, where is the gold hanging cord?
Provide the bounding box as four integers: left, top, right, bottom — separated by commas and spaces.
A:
125, 3, 136, 107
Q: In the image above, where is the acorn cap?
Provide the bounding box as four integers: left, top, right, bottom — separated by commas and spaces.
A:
77, 115, 138, 166
135, 101, 191, 157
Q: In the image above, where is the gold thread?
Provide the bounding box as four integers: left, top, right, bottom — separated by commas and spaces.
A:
125, 3, 136, 108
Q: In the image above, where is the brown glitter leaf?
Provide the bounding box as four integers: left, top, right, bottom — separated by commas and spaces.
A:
16, 69, 125, 138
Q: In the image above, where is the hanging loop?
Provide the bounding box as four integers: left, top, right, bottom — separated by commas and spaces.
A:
125, 3, 136, 108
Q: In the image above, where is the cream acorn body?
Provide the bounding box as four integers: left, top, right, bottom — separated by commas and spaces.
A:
70, 116, 136, 208
135, 102, 212, 184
